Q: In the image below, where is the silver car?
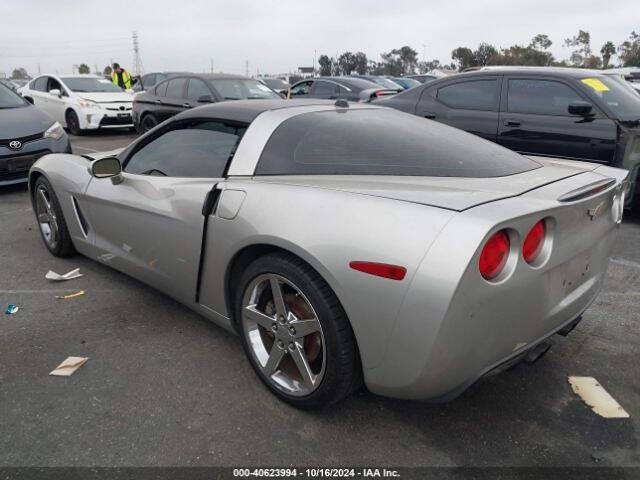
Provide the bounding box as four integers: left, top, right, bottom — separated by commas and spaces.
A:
28, 99, 628, 409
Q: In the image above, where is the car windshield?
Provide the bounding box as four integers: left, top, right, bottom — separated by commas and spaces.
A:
579, 75, 640, 121
257, 108, 541, 177
393, 77, 421, 89
61, 77, 123, 93
262, 78, 289, 90
371, 77, 402, 89
209, 79, 280, 100
0, 82, 27, 108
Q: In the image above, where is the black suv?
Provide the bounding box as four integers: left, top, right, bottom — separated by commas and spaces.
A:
379, 67, 640, 204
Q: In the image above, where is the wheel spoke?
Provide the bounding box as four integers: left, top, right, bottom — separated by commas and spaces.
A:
243, 305, 275, 330
291, 343, 315, 390
290, 318, 321, 338
269, 275, 288, 317
37, 188, 51, 212
263, 345, 286, 376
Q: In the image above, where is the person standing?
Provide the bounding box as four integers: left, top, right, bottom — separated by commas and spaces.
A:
110, 63, 132, 90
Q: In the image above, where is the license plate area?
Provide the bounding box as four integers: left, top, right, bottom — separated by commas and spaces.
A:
549, 249, 593, 297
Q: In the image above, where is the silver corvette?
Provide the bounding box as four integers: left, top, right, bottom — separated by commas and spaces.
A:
29, 99, 628, 409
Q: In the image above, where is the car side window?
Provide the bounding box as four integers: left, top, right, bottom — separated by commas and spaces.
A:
507, 79, 585, 116
313, 81, 337, 98
437, 79, 499, 111
166, 78, 187, 99
142, 74, 156, 89
47, 77, 65, 95
33, 77, 48, 92
186, 78, 211, 100
290, 81, 312, 96
155, 80, 169, 97
124, 121, 247, 178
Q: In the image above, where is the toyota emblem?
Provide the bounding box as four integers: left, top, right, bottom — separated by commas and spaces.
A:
8, 140, 22, 150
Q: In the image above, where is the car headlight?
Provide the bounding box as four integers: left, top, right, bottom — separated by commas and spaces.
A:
78, 98, 101, 109
43, 121, 64, 140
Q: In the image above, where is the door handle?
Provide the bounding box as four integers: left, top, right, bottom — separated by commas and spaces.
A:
423, 112, 436, 119
503, 119, 521, 127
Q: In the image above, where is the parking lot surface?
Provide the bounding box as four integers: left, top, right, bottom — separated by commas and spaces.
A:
1, 132, 639, 467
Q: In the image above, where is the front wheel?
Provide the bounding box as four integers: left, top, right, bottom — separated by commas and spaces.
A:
33, 176, 76, 257
139, 113, 158, 133
235, 253, 361, 409
65, 110, 83, 136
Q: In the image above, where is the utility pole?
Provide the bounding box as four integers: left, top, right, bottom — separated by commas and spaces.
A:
210, 58, 214, 74
245, 60, 249, 77
37, 63, 41, 75
132, 31, 143, 75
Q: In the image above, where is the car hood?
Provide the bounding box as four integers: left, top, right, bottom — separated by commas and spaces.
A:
0, 105, 54, 138
252, 157, 602, 211
76, 92, 134, 103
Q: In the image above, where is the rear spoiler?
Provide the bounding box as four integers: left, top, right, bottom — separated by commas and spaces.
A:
359, 88, 399, 103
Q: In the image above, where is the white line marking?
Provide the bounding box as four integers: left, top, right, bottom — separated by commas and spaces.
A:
568, 376, 630, 418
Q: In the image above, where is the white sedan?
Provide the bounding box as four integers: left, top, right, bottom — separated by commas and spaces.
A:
20, 74, 134, 135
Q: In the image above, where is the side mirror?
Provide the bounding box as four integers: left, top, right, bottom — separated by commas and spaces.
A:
568, 101, 593, 116
197, 95, 213, 103
91, 157, 122, 178
49, 89, 62, 98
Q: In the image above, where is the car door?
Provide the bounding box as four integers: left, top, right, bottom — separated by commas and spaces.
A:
415, 76, 502, 142
83, 120, 246, 304
155, 77, 188, 122
289, 80, 313, 99
29, 76, 51, 112
45, 77, 68, 124
310, 80, 338, 99
185, 77, 216, 108
497, 77, 617, 162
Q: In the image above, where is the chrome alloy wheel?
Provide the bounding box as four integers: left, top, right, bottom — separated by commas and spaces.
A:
35, 184, 59, 250
241, 273, 326, 396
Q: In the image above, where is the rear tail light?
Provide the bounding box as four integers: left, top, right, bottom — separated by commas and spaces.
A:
349, 261, 407, 281
522, 220, 546, 264
478, 230, 510, 280
374, 90, 394, 97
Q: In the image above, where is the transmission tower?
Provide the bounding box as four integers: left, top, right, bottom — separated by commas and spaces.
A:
132, 31, 144, 75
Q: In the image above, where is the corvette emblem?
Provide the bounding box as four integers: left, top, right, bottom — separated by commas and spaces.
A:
8, 140, 22, 150
587, 201, 605, 221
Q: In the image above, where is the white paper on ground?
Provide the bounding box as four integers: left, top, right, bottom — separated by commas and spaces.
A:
45, 268, 83, 282
50, 357, 88, 376
568, 376, 630, 418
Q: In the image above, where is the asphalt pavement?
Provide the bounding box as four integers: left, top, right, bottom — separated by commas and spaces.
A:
0, 131, 638, 468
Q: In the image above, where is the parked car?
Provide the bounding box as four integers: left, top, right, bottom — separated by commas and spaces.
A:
378, 67, 640, 205
20, 74, 135, 135
350, 75, 403, 90
387, 76, 421, 90
132, 71, 188, 92
408, 74, 437, 84
29, 99, 627, 408
132, 73, 280, 133
258, 77, 290, 96
0, 81, 70, 186
288, 77, 397, 102
601, 68, 640, 95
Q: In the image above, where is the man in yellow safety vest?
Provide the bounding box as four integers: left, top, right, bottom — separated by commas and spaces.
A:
111, 63, 132, 90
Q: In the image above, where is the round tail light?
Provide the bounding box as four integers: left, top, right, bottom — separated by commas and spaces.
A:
479, 230, 510, 280
522, 220, 546, 264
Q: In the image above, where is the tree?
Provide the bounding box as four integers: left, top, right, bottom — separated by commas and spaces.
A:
564, 30, 592, 66
78, 63, 90, 74
353, 51, 368, 75
474, 43, 499, 66
337, 51, 357, 75
600, 41, 616, 69
396, 46, 419, 74
418, 59, 441, 73
530, 34, 552, 50
618, 31, 640, 67
103, 65, 113, 76
11, 67, 28, 79
318, 55, 332, 76
451, 47, 475, 70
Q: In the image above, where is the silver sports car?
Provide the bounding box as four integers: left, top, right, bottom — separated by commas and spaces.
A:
29, 99, 628, 409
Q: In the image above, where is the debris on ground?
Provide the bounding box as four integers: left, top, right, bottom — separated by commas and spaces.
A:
55, 290, 86, 300
568, 376, 630, 418
50, 356, 88, 376
45, 268, 83, 282
4, 304, 19, 315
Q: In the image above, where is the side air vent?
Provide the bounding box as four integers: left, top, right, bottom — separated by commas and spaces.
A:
557, 178, 616, 202
72, 196, 90, 236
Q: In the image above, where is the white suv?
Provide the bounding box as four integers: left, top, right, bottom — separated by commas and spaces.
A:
20, 74, 134, 135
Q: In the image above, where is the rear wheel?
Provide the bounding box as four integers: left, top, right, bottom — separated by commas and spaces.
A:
235, 252, 361, 409
139, 113, 158, 133
33, 176, 76, 257
65, 110, 83, 136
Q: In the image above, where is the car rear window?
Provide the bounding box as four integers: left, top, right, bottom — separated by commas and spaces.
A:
256, 109, 540, 177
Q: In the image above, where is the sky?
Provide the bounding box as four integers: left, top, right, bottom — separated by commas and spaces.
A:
0, 0, 637, 78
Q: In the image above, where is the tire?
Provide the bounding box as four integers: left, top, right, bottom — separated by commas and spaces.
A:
65, 110, 83, 136
234, 252, 361, 409
139, 113, 158, 134
33, 176, 76, 257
